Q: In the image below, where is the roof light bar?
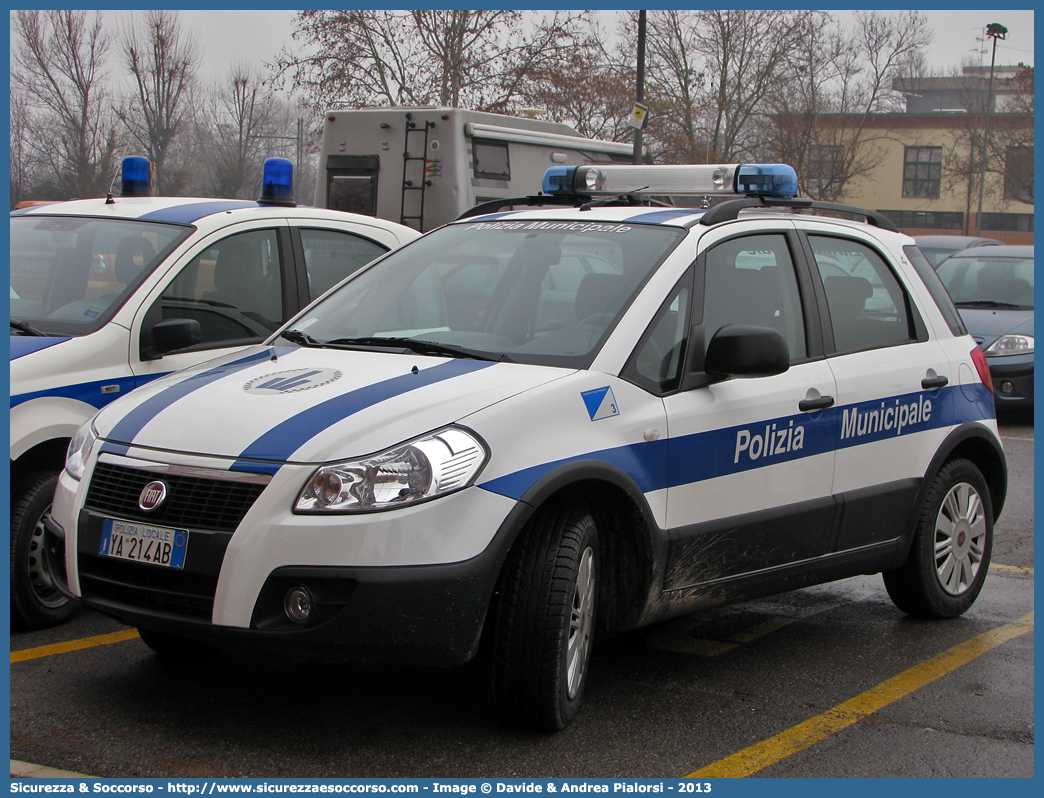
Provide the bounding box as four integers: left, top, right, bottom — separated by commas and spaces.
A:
541, 163, 798, 199
258, 158, 296, 207
120, 156, 154, 197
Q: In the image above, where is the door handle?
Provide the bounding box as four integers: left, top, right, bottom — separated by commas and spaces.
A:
921, 375, 949, 390
799, 395, 835, 412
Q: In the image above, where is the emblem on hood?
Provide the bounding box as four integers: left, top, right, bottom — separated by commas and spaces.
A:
138, 481, 168, 511
243, 368, 343, 395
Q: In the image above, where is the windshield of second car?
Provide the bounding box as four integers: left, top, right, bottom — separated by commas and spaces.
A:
10, 215, 190, 336
287, 220, 685, 368
937, 255, 1034, 309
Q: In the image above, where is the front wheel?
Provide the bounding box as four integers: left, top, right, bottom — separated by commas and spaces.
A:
883, 458, 993, 618
491, 503, 598, 731
11, 470, 78, 629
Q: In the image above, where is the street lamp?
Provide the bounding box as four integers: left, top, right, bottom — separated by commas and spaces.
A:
974, 22, 1008, 236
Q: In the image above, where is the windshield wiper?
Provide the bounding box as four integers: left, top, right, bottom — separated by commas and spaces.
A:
280, 329, 325, 347
325, 335, 498, 361
956, 300, 1024, 309
11, 318, 47, 337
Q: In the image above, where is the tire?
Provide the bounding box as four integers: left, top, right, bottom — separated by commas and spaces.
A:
137, 627, 217, 660
883, 458, 993, 619
491, 502, 598, 731
10, 470, 79, 629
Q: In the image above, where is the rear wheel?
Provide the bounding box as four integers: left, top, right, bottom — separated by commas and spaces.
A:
10, 470, 78, 629
492, 502, 598, 731
884, 458, 993, 618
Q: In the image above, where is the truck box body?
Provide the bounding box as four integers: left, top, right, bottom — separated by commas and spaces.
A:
314, 107, 637, 231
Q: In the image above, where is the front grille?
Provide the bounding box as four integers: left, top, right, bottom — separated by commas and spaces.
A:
85, 462, 267, 532
79, 554, 218, 619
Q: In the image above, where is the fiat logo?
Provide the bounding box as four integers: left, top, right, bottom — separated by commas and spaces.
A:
138, 481, 168, 511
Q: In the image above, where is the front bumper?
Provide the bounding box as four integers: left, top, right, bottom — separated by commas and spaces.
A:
987, 354, 1033, 408
54, 451, 524, 666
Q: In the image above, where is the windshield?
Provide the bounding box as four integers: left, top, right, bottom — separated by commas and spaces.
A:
936, 254, 1034, 309
918, 247, 958, 268
286, 219, 685, 368
10, 215, 191, 336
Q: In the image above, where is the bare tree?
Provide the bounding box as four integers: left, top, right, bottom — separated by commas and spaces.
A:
768, 11, 933, 201
10, 88, 40, 207
274, 10, 589, 118
513, 18, 634, 142
687, 10, 817, 162
941, 64, 1035, 231
634, 10, 711, 163
193, 67, 281, 198
117, 10, 201, 195
12, 9, 121, 199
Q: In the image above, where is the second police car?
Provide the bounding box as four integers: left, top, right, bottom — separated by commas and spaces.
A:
47, 162, 1006, 731
10, 158, 418, 629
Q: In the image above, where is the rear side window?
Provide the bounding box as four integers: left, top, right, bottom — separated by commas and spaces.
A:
300, 228, 387, 299
903, 245, 966, 336
808, 236, 914, 353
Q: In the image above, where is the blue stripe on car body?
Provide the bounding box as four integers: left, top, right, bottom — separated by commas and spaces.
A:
479, 385, 994, 501
105, 348, 283, 445
10, 336, 71, 360
138, 200, 258, 225
230, 359, 497, 472
10, 374, 158, 410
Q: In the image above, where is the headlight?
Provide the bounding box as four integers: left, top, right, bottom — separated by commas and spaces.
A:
986, 334, 1033, 355
65, 420, 98, 481
295, 427, 488, 513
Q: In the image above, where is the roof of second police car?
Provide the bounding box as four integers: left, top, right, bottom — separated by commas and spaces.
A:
455, 203, 915, 241
8, 195, 406, 229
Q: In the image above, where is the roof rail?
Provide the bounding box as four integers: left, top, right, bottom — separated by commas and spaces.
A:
697, 196, 899, 233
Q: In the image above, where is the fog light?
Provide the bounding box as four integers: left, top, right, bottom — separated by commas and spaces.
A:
999, 381, 1015, 395
284, 586, 314, 624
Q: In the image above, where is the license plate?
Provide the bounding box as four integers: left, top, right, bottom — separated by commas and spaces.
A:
99, 518, 188, 569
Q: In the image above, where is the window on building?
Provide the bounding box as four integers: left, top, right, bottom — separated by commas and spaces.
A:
979, 213, 1034, 233
902, 146, 942, 198
1004, 145, 1034, 204
807, 144, 845, 197
878, 210, 963, 230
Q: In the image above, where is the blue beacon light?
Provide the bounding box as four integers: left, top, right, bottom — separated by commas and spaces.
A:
258, 158, 296, 206
120, 156, 154, 197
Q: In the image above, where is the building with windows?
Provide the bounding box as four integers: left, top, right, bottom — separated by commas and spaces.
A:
793, 65, 1033, 244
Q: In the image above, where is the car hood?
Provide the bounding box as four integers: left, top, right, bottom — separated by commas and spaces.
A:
957, 307, 1034, 349
94, 344, 572, 466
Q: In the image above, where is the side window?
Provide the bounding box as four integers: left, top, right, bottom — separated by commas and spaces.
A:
300, 228, 387, 299
808, 236, 914, 353
154, 229, 284, 348
702, 234, 807, 361
626, 276, 690, 393
472, 139, 510, 180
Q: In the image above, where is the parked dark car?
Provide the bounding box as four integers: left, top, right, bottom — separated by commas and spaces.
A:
937, 245, 1034, 408
914, 235, 1002, 268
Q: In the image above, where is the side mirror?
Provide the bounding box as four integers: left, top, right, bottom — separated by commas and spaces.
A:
142, 318, 202, 360
703, 323, 790, 379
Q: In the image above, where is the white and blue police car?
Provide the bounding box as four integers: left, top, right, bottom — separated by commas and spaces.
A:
10, 157, 418, 629
47, 162, 1006, 731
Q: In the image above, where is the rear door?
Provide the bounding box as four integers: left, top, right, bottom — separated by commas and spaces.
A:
798, 224, 953, 552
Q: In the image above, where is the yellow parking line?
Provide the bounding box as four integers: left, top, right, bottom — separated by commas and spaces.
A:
688, 612, 1034, 778
990, 563, 1034, 574
10, 629, 140, 664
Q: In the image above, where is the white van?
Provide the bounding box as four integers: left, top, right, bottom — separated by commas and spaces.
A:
314, 107, 639, 231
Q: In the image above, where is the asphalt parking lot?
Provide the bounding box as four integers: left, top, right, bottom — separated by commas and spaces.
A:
9, 413, 1033, 779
